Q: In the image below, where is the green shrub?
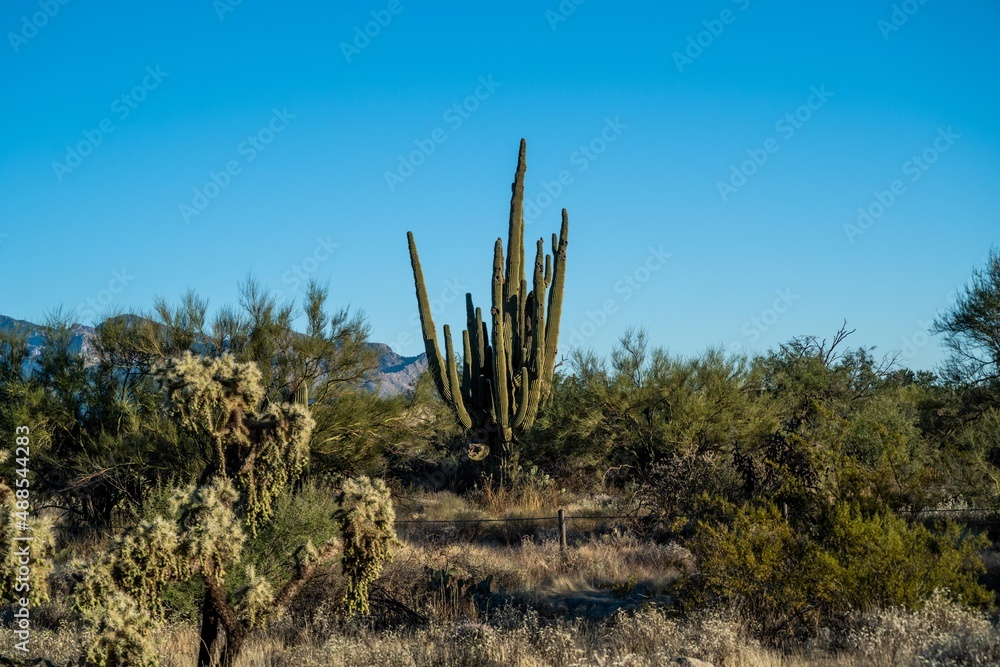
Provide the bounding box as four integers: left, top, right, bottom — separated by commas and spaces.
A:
239, 480, 340, 595
690, 502, 832, 640
823, 503, 991, 610
691, 501, 991, 643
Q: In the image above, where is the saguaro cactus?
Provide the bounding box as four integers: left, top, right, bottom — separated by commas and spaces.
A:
407, 139, 569, 480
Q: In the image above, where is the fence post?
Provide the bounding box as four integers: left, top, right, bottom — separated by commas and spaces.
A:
558, 508, 567, 551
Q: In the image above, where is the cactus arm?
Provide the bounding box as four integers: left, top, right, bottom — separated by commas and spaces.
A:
491, 238, 511, 441
505, 140, 527, 311
461, 328, 472, 401
516, 278, 527, 369
294, 381, 309, 407
407, 231, 453, 403
542, 210, 569, 391
443, 324, 472, 429
466, 295, 481, 406
531, 238, 547, 372
519, 376, 543, 431
511, 239, 547, 432
544, 254, 552, 288
511, 366, 532, 428
505, 140, 527, 375
476, 307, 487, 406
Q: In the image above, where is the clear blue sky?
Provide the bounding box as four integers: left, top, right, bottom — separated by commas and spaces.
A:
1, 1, 997, 372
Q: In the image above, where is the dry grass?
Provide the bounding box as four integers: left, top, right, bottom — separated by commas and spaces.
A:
14, 602, 994, 666
5, 490, 999, 666
383, 531, 690, 599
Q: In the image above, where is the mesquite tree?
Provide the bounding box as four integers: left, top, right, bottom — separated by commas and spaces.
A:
407, 139, 569, 480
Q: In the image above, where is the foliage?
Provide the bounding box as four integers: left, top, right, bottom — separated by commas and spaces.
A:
335, 475, 398, 615
933, 248, 1000, 390
691, 500, 991, 643
241, 479, 340, 593
7, 247, 1000, 664
80, 590, 159, 667
531, 329, 772, 492
73, 479, 238, 666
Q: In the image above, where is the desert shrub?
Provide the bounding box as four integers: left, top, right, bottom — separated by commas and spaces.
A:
335, 475, 398, 616
636, 456, 743, 536
691, 501, 991, 643
155, 351, 314, 535
241, 480, 340, 592
844, 589, 1000, 666
73, 479, 241, 666
690, 502, 833, 641
822, 502, 991, 610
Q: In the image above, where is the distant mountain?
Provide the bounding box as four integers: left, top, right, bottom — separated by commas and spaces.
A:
367, 342, 428, 396
0, 315, 94, 372
0, 315, 426, 396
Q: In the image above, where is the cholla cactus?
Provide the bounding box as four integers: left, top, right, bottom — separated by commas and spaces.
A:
75, 353, 319, 667
0, 450, 56, 607
156, 351, 265, 453
76, 478, 249, 667
81, 590, 159, 667
74, 513, 188, 667
155, 352, 315, 534
174, 477, 244, 583
235, 563, 275, 628
335, 475, 398, 616
237, 400, 314, 531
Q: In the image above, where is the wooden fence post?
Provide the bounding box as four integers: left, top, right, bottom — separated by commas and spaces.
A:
558, 508, 567, 551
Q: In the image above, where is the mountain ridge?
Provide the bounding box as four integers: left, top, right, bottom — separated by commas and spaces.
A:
0, 314, 426, 396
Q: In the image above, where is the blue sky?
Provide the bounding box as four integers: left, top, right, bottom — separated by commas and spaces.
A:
1, 0, 997, 371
